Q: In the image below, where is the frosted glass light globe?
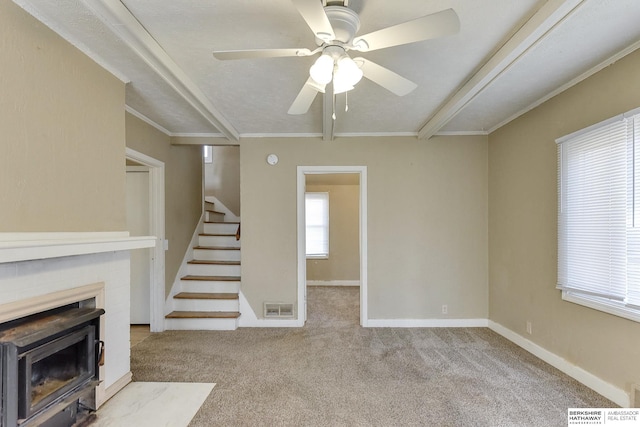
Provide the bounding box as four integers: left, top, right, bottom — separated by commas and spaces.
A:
309, 54, 334, 85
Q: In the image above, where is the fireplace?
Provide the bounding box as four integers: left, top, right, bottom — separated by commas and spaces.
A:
0, 304, 104, 427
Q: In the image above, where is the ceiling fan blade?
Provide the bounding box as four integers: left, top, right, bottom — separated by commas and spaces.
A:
213, 48, 314, 60
288, 78, 325, 115
352, 8, 459, 52
354, 58, 417, 96
291, 0, 335, 42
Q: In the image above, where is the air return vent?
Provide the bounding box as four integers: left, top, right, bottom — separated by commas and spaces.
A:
264, 303, 294, 318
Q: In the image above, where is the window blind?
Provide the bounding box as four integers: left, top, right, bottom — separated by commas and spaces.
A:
305, 192, 329, 257
557, 110, 640, 319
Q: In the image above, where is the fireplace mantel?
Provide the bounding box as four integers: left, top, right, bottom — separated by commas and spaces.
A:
0, 232, 156, 263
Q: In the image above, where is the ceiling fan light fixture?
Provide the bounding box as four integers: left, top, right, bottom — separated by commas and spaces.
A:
335, 55, 363, 87
310, 53, 334, 85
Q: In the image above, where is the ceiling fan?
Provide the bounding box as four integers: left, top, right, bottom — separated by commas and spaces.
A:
212, 0, 459, 115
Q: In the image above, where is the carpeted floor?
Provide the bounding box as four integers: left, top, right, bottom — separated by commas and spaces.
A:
131, 286, 615, 426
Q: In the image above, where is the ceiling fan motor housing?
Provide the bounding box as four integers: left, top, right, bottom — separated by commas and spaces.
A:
321, 6, 360, 44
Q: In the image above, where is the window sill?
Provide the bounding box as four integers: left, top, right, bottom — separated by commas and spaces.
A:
306, 255, 328, 260
561, 291, 640, 323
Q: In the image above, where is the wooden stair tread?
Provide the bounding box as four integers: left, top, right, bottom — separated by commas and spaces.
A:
165, 311, 240, 319
194, 246, 240, 250
188, 260, 240, 265
206, 210, 225, 215
181, 275, 240, 281
199, 233, 235, 237
204, 221, 240, 225
174, 292, 238, 300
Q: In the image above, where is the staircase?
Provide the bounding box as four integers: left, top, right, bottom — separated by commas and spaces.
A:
165, 202, 241, 330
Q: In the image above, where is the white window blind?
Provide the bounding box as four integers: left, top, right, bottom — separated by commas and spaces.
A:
305, 192, 329, 258
203, 145, 212, 163
557, 109, 640, 321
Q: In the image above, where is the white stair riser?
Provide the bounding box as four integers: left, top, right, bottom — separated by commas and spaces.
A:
193, 249, 240, 261
187, 263, 241, 276
180, 280, 240, 293
173, 298, 239, 312
206, 212, 225, 222
204, 223, 239, 234
198, 235, 240, 247
165, 317, 239, 331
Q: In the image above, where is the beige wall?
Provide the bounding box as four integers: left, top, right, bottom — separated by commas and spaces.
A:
241, 135, 488, 319
204, 146, 240, 215
489, 49, 640, 395
125, 113, 203, 296
305, 183, 360, 282
0, 1, 126, 232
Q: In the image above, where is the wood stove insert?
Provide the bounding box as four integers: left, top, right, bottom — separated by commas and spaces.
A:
0, 305, 104, 427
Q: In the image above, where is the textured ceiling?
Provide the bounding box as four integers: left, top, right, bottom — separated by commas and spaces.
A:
13, 0, 640, 141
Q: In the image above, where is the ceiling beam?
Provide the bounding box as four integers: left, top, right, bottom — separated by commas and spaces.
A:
171, 136, 239, 146
83, 0, 240, 141
323, 83, 335, 141
418, 0, 585, 140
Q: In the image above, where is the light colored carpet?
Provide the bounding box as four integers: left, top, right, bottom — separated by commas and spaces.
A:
93, 382, 214, 426
131, 286, 614, 426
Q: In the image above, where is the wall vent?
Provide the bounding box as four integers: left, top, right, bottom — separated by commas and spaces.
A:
264, 303, 294, 318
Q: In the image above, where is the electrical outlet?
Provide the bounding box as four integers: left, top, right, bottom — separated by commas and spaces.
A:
526, 321, 532, 335
442, 305, 448, 315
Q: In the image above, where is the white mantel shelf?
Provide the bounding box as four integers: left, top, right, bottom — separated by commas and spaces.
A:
0, 232, 156, 263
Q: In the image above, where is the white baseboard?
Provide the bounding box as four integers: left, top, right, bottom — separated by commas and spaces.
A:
366, 318, 489, 328
488, 321, 629, 407
164, 212, 205, 321
307, 280, 360, 287
238, 291, 304, 327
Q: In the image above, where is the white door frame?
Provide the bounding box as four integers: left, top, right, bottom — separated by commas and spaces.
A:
126, 148, 166, 332
297, 166, 368, 326
126, 165, 152, 324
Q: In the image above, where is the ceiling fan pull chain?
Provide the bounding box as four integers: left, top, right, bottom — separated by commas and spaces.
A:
332, 94, 337, 120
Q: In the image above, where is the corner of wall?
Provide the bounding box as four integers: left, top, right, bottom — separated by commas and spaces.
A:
488, 320, 630, 407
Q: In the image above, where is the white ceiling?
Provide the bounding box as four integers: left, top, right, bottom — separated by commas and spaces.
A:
14, 0, 640, 142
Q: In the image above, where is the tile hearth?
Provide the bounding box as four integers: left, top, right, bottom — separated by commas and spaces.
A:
92, 382, 214, 426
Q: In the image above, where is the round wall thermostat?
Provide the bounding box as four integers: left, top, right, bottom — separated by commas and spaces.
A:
266, 154, 279, 165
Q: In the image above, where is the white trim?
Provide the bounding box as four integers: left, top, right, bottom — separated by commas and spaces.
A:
419, 0, 585, 139
83, 0, 239, 140
0, 233, 154, 263
241, 133, 323, 139
125, 106, 171, 136
488, 321, 630, 407
125, 148, 166, 332
172, 132, 227, 138
561, 292, 640, 323
307, 280, 360, 287
165, 212, 204, 317
434, 130, 489, 136
297, 166, 368, 326
238, 291, 304, 327
366, 318, 489, 328
333, 132, 418, 138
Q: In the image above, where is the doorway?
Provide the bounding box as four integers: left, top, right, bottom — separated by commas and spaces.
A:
297, 166, 368, 326
126, 165, 151, 324
125, 148, 166, 332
